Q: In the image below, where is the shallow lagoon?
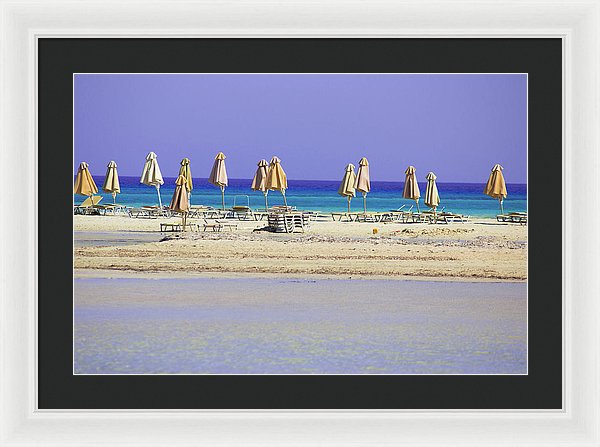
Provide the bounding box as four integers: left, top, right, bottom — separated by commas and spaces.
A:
74, 277, 526, 374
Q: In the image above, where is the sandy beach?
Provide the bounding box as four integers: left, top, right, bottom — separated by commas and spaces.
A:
74, 215, 527, 282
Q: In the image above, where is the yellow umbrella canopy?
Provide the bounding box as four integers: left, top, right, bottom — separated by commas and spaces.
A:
140, 151, 164, 207
424, 172, 440, 210
179, 157, 193, 207
74, 162, 99, 198
338, 163, 357, 214
265, 156, 288, 206
251, 159, 269, 210
403, 165, 421, 211
354, 157, 371, 213
484, 163, 508, 214
179, 158, 193, 192
169, 174, 190, 229
102, 160, 120, 204
208, 152, 228, 210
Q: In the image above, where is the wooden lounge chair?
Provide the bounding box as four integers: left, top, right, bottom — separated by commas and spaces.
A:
202, 219, 238, 232
160, 222, 199, 232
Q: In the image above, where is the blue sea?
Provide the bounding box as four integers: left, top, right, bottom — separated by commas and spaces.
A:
88, 176, 527, 218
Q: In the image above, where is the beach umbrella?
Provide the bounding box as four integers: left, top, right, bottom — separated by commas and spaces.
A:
169, 174, 190, 229
208, 152, 228, 210
354, 157, 371, 213
74, 161, 99, 201
179, 157, 193, 205
403, 165, 421, 212
484, 163, 508, 214
140, 151, 164, 208
338, 163, 357, 214
265, 156, 288, 207
424, 172, 440, 214
251, 159, 269, 210
102, 160, 120, 205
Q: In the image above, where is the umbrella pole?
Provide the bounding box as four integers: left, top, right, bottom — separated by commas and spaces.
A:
347, 196, 351, 215
112, 192, 116, 205
264, 191, 269, 211
155, 185, 162, 208
282, 190, 287, 207
220, 185, 225, 210
416, 199, 420, 213
499, 198, 504, 215
362, 192, 367, 213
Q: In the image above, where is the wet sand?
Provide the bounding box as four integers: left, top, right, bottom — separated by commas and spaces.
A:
74, 277, 527, 374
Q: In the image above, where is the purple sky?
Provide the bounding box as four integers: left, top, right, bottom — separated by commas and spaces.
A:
74, 74, 527, 183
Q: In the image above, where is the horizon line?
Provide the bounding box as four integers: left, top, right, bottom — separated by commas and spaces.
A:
91, 175, 527, 185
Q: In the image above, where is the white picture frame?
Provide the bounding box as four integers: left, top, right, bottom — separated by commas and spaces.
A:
1, 0, 598, 445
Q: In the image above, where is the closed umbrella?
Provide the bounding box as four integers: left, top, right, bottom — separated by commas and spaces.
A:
179, 157, 193, 206
140, 152, 164, 208
338, 164, 357, 214
265, 156, 288, 207
102, 160, 120, 204
74, 161, 99, 201
251, 159, 269, 210
169, 174, 190, 229
354, 157, 371, 213
208, 152, 228, 210
403, 165, 421, 212
424, 172, 440, 215
484, 163, 508, 214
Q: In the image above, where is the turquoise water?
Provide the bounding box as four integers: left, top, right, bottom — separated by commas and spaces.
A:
85, 176, 527, 218
74, 277, 527, 375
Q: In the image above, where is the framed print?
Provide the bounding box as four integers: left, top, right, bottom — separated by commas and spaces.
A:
1, 0, 599, 446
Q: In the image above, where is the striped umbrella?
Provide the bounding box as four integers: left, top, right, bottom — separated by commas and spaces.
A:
484, 164, 508, 214
354, 157, 371, 213
208, 152, 228, 210
338, 163, 357, 214
102, 160, 120, 204
265, 156, 288, 207
251, 159, 269, 210
140, 152, 164, 207
403, 165, 421, 212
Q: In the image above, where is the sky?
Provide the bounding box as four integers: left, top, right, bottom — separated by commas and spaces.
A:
74, 73, 527, 183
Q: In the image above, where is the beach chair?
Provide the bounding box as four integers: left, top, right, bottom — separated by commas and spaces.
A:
202, 218, 238, 232
74, 195, 103, 215
497, 212, 527, 224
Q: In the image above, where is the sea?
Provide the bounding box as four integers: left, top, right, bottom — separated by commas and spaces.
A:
88, 176, 527, 218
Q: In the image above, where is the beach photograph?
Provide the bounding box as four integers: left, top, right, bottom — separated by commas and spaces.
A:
73, 73, 527, 375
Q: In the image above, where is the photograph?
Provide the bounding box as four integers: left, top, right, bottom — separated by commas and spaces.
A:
73, 73, 528, 375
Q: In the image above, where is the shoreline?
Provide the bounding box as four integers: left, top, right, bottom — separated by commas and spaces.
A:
74, 268, 526, 283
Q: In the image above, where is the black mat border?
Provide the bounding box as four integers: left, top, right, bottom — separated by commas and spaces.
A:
39, 38, 562, 410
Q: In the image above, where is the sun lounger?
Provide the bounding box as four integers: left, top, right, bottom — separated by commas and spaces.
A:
268, 212, 311, 233
433, 212, 470, 224
497, 212, 527, 224
202, 219, 238, 232
160, 222, 199, 232
331, 212, 359, 222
